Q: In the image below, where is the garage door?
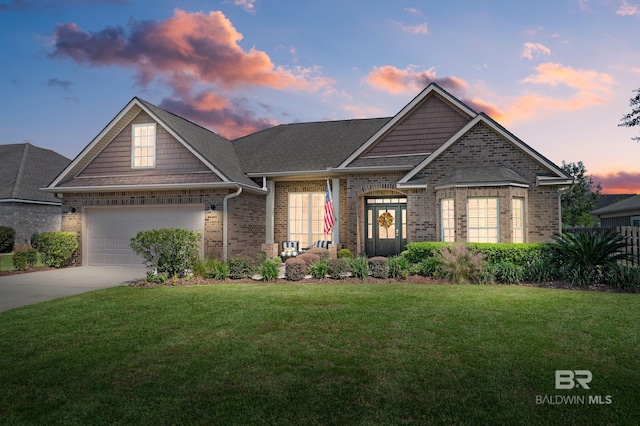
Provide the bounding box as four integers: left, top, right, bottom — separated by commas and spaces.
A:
86, 206, 204, 266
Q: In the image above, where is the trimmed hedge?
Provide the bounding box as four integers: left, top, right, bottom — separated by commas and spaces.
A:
404, 241, 550, 266
37, 232, 78, 268
130, 228, 200, 277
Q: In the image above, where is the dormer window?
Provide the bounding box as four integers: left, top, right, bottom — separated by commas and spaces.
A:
132, 123, 156, 168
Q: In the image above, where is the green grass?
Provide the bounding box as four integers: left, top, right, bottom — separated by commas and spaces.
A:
1, 284, 639, 425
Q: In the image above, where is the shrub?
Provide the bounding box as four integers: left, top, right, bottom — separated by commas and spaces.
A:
297, 253, 320, 267
308, 260, 328, 279
147, 271, 168, 284
37, 232, 78, 268
414, 257, 441, 277
130, 228, 200, 277
349, 256, 369, 279
605, 264, 640, 291
368, 256, 389, 279
525, 253, 558, 282
388, 255, 410, 279
30, 232, 41, 250
228, 256, 257, 279
0, 226, 15, 253
12, 244, 38, 271
285, 257, 307, 281
467, 243, 549, 265
337, 248, 354, 259
435, 244, 485, 284
260, 258, 280, 281
404, 242, 449, 263
327, 258, 350, 279
491, 261, 526, 284
306, 248, 330, 260
551, 230, 634, 286
198, 258, 230, 280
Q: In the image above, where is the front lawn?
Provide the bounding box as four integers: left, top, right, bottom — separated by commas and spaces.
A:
1, 284, 638, 424
0, 252, 44, 272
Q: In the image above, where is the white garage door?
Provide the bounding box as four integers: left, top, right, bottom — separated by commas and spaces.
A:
86, 206, 204, 266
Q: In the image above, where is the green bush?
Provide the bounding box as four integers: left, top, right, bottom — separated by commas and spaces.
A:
327, 258, 350, 279
404, 242, 449, 263
467, 243, 549, 265
37, 232, 78, 268
197, 258, 230, 280
436, 244, 485, 284
260, 258, 280, 281
0, 226, 15, 253
305, 248, 330, 261
12, 245, 38, 271
130, 228, 200, 277
228, 256, 257, 279
388, 255, 410, 279
525, 253, 558, 282
605, 264, 640, 291
551, 230, 633, 286
349, 256, 369, 279
285, 257, 307, 281
308, 260, 328, 279
368, 256, 389, 279
491, 261, 526, 284
337, 248, 354, 259
146, 271, 168, 284
414, 257, 441, 277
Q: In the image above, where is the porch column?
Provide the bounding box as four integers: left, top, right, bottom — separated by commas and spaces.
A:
332, 178, 340, 244
266, 179, 275, 244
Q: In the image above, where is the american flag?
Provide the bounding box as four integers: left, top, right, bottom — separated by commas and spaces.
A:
324, 180, 335, 234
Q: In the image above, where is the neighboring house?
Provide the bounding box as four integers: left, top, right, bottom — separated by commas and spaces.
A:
43, 83, 572, 266
591, 194, 640, 227
0, 143, 71, 246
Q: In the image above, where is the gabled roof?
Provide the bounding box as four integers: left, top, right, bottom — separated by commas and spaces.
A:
233, 118, 390, 175
337, 83, 477, 169
434, 166, 529, 190
0, 143, 70, 204
591, 194, 640, 216
398, 113, 572, 187
47, 98, 260, 192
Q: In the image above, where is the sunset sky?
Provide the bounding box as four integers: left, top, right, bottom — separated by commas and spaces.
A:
1, 0, 639, 193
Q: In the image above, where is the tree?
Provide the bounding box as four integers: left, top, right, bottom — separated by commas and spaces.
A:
619, 87, 640, 141
561, 161, 602, 228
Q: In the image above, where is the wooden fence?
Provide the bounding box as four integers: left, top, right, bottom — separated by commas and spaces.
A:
563, 226, 640, 266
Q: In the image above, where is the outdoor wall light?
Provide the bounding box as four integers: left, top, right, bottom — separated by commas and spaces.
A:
68, 207, 77, 214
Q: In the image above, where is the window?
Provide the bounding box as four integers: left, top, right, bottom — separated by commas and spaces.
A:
132, 123, 156, 168
288, 192, 325, 247
441, 198, 455, 242
512, 198, 524, 243
468, 198, 499, 243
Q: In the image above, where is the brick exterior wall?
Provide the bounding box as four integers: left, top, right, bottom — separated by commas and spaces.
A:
60, 188, 262, 264
0, 202, 62, 248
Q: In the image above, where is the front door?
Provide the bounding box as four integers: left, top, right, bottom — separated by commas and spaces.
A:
365, 197, 407, 257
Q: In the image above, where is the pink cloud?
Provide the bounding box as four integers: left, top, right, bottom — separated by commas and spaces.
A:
365, 65, 469, 95
521, 42, 551, 60
592, 171, 640, 194
50, 9, 318, 91
390, 21, 428, 34
617, 1, 639, 15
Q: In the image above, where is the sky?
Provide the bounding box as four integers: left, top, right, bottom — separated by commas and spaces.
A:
1, 0, 639, 194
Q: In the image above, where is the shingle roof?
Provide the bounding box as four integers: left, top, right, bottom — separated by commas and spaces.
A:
436, 166, 529, 188
233, 118, 390, 174
591, 194, 640, 215
0, 143, 70, 203
136, 98, 258, 188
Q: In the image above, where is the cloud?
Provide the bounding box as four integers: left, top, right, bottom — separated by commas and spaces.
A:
365, 65, 468, 95
404, 7, 422, 14
50, 9, 323, 91
617, 0, 639, 15
578, 0, 590, 10
521, 62, 612, 97
159, 90, 276, 140
227, 0, 257, 14
592, 171, 640, 194
47, 78, 73, 90
389, 20, 428, 34
521, 42, 551, 60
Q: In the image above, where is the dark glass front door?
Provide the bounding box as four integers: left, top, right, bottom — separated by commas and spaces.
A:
365, 197, 407, 257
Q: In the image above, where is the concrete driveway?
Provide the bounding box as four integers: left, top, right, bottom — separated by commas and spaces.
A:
0, 266, 147, 312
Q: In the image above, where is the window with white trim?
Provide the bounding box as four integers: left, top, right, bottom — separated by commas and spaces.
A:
132, 123, 156, 168
288, 192, 325, 248
512, 198, 524, 243
441, 198, 455, 242
468, 197, 499, 243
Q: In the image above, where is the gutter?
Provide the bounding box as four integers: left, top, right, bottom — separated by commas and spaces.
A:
222, 187, 243, 261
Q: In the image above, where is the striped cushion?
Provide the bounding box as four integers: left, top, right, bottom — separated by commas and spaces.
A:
313, 240, 331, 249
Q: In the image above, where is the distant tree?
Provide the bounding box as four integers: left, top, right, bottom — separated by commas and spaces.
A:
619, 87, 640, 141
561, 161, 602, 228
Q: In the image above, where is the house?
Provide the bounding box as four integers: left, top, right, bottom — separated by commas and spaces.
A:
591, 194, 640, 227
0, 143, 71, 247
43, 83, 572, 266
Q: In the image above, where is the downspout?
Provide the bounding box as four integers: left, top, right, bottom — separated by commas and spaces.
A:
223, 187, 243, 261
